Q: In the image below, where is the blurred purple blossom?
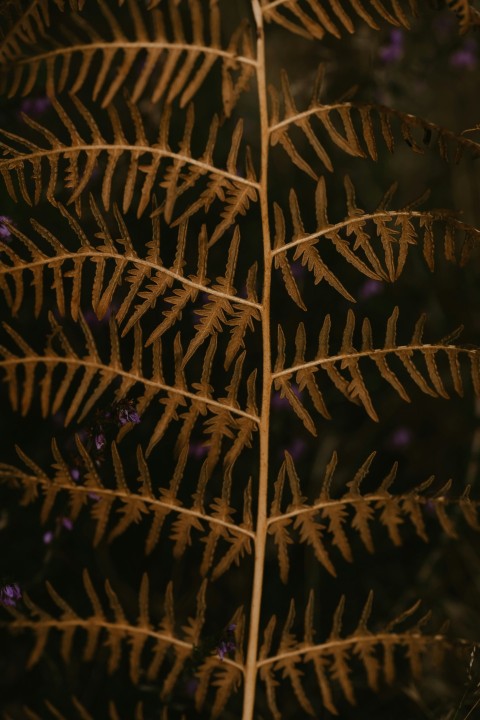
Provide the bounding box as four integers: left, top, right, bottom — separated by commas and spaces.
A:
185, 677, 199, 697
0, 583, 21, 607
20, 96, 51, 117
70, 467, 81, 482
43, 516, 73, 544
285, 437, 307, 461
118, 404, 141, 426
379, 29, 404, 64
271, 385, 302, 410
189, 441, 208, 460
389, 426, 413, 450
216, 623, 236, 660
358, 279, 384, 301
0, 216, 12, 240
95, 431, 106, 451
217, 640, 236, 660
450, 39, 477, 70
83, 303, 116, 328
290, 260, 307, 280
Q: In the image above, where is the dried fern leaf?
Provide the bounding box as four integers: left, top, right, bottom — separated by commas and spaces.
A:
0, 569, 226, 691
273, 309, 478, 425
14, 697, 149, 720
0, 200, 256, 330
0, 438, 256, 572
270, 74, 480, 174
0, 0, 70, 67
1, 0, 256, 113
270, 176, 479, 304
259, 591, 448, 716
261, 0, 418, 40
0, 312, 260, 445
265, 450, 480, 581
0, 95, 259, 218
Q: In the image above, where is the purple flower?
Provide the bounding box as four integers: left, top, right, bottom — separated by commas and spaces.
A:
43, 516, 73, 544
188, 441, 209, 460
118, 406, 141, 426
95, 431, 106, 451
358, 279, 384, 301
379, 29, 404, 64
290, 260, 307, 280
61, 517, 73, 531
88, 492, 101, 502
20, 96, 51, 117
83, 302, 116, 328
285, 437, 307, 462
217, 640, 236, 660
0, 216, 12, 240
271, 385, 302, 410
389, 426, 413, 450
450, 39, 477, 70
216, 623, 236, 660
0, 583, 22, 607
70, 467, 81, 482
43, 531, 54, 544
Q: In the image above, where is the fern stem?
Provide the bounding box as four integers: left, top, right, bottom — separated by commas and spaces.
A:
242, 4, 271, 719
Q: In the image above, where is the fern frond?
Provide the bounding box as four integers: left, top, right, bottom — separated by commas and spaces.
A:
0, 95, 259, 219
0, 438, 256, 572
0, 569, 220, 690
1, 0, 256, 113
272, 175, 480, 308
446, 0, 480, 33
258, 591, 449, 716
261, 0, 418, 40
0, 0, 71, 68
269, 70, 480, 175
0, 312, 260, 451
0, 199, 261, 346
13, 697, 147, 720
267, 450, 480, 581
273, 308, 476, 427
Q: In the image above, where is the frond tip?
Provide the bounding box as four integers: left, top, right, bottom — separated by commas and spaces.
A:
258, 591, 448, 717
0, 0, 256, 114
261, 0, 418, 40
0, 439, 255, 574
1, 570, 206, 691
267, 451, 480, 582
273, 308, 477, 428
0, 95, 258, 220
